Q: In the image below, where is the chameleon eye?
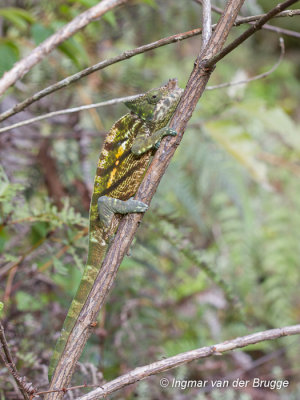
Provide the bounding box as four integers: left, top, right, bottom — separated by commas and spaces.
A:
148, 92, 161, 104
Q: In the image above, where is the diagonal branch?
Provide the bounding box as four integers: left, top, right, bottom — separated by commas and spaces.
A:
207, 36, 285, 90
0, 36, 286, 135
76, 324, 300, 400
0, 0, 128, 96
194, 0, 300, 38
45, 1, 246, 398
205, 0, 300, 67
0, 8, 299, 123
50, 0, 297, 395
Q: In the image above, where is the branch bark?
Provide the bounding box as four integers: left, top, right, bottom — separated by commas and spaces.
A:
201, 0, 212, 50
41, 0, 299, 397
194, 0, 300, 38
45, 0, 246, 398
0, 322, 33, 399
205, 0, 299, 67
0, 36, 286, 135
75, 324, 300, 400
0, 9, 299, 123
0, 0, 128, 96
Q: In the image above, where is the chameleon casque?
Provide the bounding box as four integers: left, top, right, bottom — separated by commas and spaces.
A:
48, 78, 183, 379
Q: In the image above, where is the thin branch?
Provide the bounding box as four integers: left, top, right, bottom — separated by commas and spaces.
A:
0, 36, 284, 135
207, 36, 285, 90
205, 0, 299, 68
76, 324, 300, 400
0, 28, 203, 123
201, 0, 212, 50
0, 95, 142, 134
0, 36, 286, 135
0, 0, 128, 96
194, 0, 300, 38
33, 383, 98, 398
194, 0, 223, 14
0, 322, 33, 399
0, 9, 299, 123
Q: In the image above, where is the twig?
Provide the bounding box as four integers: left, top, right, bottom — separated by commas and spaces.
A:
0, 35, 286, 135
33, 383, 98, 398
76, 324, 300, 400
0, 0, 128, 96
0, 322, 33, 399
194, 0, 223, 14
45, 1, 246, 398
201, 0, 212, 51
0, 95, 142, 134
205, 0, 300, 68
207, 36, 285, 90
0, 28, 204, 123
194, 0, 300, 38
0, 8, 299, 123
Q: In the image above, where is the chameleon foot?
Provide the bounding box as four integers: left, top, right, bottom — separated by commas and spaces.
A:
98, 196, 148, 228
163, 127, 177, 137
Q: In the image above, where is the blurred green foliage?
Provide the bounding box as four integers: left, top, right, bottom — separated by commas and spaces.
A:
0, 0, 300, 399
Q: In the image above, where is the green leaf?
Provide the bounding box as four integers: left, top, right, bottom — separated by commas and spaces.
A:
16, 291, 45, 312
102, 11, 117, 27
30, 221, 49, 243
58, 37, 89, 67
0, 7, 34, 30
0, 165, 23, 203
140, 0, 158, 8
0, 40, 19, 77
30, 23, 54, 45
0, 229, 8, 253
68, 0, 98, 6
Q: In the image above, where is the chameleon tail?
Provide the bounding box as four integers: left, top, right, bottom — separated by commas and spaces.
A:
48, 239, 107, 380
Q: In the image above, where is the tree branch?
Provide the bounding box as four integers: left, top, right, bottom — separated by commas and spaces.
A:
201, 0, 212, 51
194, 0, 300, 38
0, 0, 128, 96
207, 36, 285, 90
0, 322, 34, 399
45, 0, 246, 398
75, 324, 300, 400
0, 9, 299, 123
205, 0, 300, 68
0, 95, 142, 134
0, 34, 286, 135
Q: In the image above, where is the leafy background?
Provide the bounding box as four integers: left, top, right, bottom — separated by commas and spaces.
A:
0, 0, 300, 399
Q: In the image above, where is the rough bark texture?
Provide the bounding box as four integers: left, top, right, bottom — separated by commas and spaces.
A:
45, 1, 246, 398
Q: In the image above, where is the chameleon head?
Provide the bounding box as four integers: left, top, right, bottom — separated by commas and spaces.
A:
124, 79, 183, 124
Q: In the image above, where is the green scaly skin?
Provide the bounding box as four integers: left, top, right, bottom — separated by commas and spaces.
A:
48, 79, 183, 380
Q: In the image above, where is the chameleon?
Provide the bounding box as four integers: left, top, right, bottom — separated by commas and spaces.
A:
48, 78, 183, 380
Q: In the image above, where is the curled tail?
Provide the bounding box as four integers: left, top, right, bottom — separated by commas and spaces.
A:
48, 238, 107, 380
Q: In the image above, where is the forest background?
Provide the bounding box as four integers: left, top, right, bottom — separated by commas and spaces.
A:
0, 0, 300, 399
